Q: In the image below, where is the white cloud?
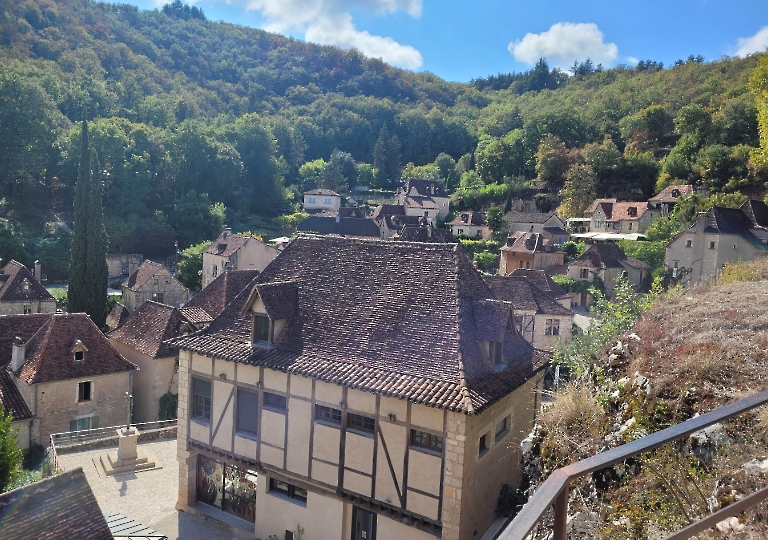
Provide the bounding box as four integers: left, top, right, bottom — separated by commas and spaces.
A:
508, 22, 618, 70
734, 26, 768, 57
244, 0, 423, 69
626, 56, 639, 65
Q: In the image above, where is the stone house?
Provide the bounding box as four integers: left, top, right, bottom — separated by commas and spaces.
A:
484, 276, 574, 350
448, 211, 490, 239
499, 232, 566, 274
296, 216, 381, 240
508, 269, 572, 309
0, 313, 136, 445
167, 236, 549, 540
0, 366, 33, 451
586, 200, 658, 234
648, 185, 694, 216
202, 229, 280, 289
0, 260, 57, 315
506, 211, 569, 244
122, 260, 189, 313
371, 205, 423, 239
394, 223, 455, 243
303, 189, 342, 212
665, 200, 768, 285
182, 270, 261, 329
395, 179, 450, 220
567, 243, 649, 303
105, 253, 143, 279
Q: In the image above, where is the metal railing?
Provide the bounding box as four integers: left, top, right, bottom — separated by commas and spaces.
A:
501, 388, 768, 540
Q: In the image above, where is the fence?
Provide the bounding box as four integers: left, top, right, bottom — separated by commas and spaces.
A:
500, 388, 768, 540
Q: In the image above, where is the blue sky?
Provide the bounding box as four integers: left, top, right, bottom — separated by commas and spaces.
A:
116, 0, 768, 82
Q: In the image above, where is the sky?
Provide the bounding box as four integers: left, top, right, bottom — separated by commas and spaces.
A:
114, 0, 768, 82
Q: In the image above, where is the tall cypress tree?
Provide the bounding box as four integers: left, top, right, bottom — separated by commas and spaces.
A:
68, 118, 109, 328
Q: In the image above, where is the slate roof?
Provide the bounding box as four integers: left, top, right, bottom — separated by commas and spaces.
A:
125, 261, 173, 291
506, 211, 559, 225
570, 243, 649, 270
648, 184, 693, 204
501, 232, 562, 254
449, 211, 487, 227
701, 207, 755, 235
305, 207, 365, 218
296, 216, 381, 238
0, 468, 113, 540
380, 214, 422, 231
168, 236, 549, 415
109, 301, 194, 359
0, 364, 32, 421
0, 313, 136, 384
203, 230, 250, 257
106, 303, 130, 331
395, 225, 455, 243
184, 270, 260, 321
509, 269, 569, 300
371, 204, 406, 220
403, 196, 439, 210
304, 188, 340, 196
484, 276, 573, 317
740, 199, 768, 229
399, 179, 448, 199
0, 260, 55, 304
584, 199, 617, 216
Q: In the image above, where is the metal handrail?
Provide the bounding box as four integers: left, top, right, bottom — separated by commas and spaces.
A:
501, 388, 768, 540
49, 419, 177, 450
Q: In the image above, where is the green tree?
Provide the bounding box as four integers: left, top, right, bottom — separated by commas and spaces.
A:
582, 135, 620, 183
373, 125, 401, 185
485, 206, 506, 238
169, 191, 226, 248
68, 119, 109, 329
674, 103, 712, 137
644, 216, 680, 243
535, 134, 570, 190
558, 164, 597, 218
0, 405, 22, 492
176, 241, 208, 290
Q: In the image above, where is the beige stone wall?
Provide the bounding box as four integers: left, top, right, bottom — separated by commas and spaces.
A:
12, 420, 31, 452
201, 239, 279, 288
0, 299, 57, 315
123, 276, 189, 312
450, 224, 490, 239
532, 314, 573, 350
665, 231, 764, 285
303, 194, 341, 211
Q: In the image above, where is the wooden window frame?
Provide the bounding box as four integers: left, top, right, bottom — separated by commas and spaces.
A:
192, 377, 212, 422
347, 412, 375, 435
410, 429, 443, 454
263, 392, 287, 413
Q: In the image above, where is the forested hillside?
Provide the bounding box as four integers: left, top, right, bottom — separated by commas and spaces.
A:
0, 0, 765, 278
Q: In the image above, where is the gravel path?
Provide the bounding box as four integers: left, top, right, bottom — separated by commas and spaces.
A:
56, 439, 250, 540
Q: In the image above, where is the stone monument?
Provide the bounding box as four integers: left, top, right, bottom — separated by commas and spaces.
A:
100, 426, 161, 476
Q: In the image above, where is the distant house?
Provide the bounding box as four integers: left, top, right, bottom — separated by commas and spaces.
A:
509, 269, 572, 309
484, 276, 574, 350
371, 204, 422, 239
506, 211, 569, 244
303, 189, 342, 212
499, 232, 565, 274
105, 253, 143, 279
448, 211, 490, 239
182, 269, 260, 328
0, 260, 57, 315
586, 200, 658, 234
0, 313, 136, 445
567, 243, 649, 303
105, 303, 130, 332
296, 215, 382, 239
665, 200, 768, 285
122, 260, 189, 312
395, 179, 450, 220
648, 184, 694, 215
202, 229, 280, 289
395, 223, 456, 243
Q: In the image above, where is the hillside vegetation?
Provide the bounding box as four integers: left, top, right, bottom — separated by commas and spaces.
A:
1, 0, 767, 278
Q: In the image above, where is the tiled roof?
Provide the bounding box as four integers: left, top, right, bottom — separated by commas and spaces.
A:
106, 303, 130, 331
168, 236, 549, 414
509, 269, 569, 299
543, 226, 568, 236
403, 196, 439, 209
570, 243, 649, 270
255, 282, 298, 320
203, 230, 252, 257
395, 225, 455, 243
179, 307, 213, 325
109, 301, 194, 358
305, 207, 365, 218
0, 468, 114, 540
125, 260, 173, 291
702, 207, 754, 235
0, 260, 55, 303
649, 184, 693, 204
371, 204, 406, 220
0, 313, 136, 384
583, 199, 617, 216
0, 364, 32, 421
399, 179, 448, 199
484, 276, 573, 316
449, 211, 487, 227
297, 216, 381, 238
304, 188, 340, 196
740, 199, 768, 229
604, 202, 653, 221
501, 232, 561, 254
185, 270, 260, 320
505, 211, 559, 224
381, 214, 422, 231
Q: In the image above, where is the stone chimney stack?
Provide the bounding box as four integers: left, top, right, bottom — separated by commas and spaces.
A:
129, 258, 138, 277
34, 260, 41, 281
11, 337, 25, 372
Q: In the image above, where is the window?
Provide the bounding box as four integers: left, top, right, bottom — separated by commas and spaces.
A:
308, 197, 316, 203
526, 261, 530, 269
22, 280, 29, 291
152, 292, 164, 303
476, 230, 482, 237
269, 478, 307, 503
193, 377, 211, 421
495, 416, 510, 441
411, 429, 443, 453
77, 381, 92, 402
457, 228, 464, 235
70, 416, 97, 432
347, 412, 375, 434
74, 350, 84, 362
627, 222, 633, 231
23, 305, 32, 314
580, 268, 589, 279
733, 244, 738, 250
489, 341, 503, 366
264, 392, 286, 412
558, 236, 564, 244
254, 315, 270, 344
545, 319, 560, 336
212, 265, 218, 277
236, 389, 259, 435
518, 261, 524, 269
197, 456, 257, 521
709, 241, 716, 250
479, 433, 488, 457
315, 405, 342, 425
513, 315, 523, 333
324, 198, 332, 204
595, 221, 601, 228
686, 239, 692, 248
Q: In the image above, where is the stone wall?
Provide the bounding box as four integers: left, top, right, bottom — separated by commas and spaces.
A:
0, 299, 57, 315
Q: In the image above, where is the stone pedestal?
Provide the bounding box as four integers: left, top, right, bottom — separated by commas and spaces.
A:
100, 426, 161, 476
117, 427, 139, 461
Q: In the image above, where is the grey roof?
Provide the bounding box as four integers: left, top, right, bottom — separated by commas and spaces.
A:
297, 216, 381, 238
506, 211, 558, 224
484, 276, 573, 317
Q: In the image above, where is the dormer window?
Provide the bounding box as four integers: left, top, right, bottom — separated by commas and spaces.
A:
74, 351, 84, 362
72, 340, 88, 362
254, 315, 271, 345
22, 279, 30, 291
490, 341, 503, 368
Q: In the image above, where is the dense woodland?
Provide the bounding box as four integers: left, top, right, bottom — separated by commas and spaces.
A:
0, 0, 767, 280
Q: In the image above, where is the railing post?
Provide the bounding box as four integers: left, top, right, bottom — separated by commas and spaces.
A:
553, 482, 569, 540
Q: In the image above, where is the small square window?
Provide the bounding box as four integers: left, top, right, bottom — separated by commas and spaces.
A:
324, 198, 332, 205
347, 412, 375, 433
479, 433, 488, 457
192, 377, 211, 421
78, 381, 92, 402
152, 292, 164, 303
709, 241, 716, 250
269, 478, 307, 503
254, 315, 270, 344
733, 244, 737, 249
23, 305, 32, 314
308, 197, 316, 203
686, 239, 692, 248
545, 319, 560, 336
74, 350, 84, 362
580, 268, 589, 279
411, 429, 443, 452
495, 416, 510, 441
315, 405, 342, 425
264, 392, 286, 413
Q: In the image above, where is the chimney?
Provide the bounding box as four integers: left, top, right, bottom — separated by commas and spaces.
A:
12, 337, 25, 372
223, 227, 232, 239
129, 258, 138, 277
34, 260, 41, 281
428, 224, 432, 238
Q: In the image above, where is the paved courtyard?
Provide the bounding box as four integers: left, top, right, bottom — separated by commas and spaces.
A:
56, 439, 250, 540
